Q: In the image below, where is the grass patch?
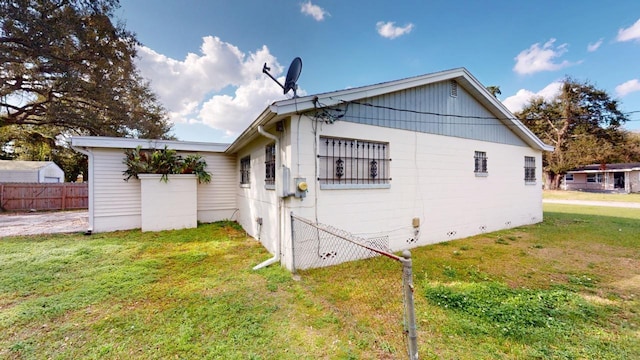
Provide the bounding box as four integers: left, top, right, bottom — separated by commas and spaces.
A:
1, 205, 639, 359
544, 190, 640, 203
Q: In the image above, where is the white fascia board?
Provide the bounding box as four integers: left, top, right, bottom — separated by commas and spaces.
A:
225, 110, 278, 154
70, 136, 230, 152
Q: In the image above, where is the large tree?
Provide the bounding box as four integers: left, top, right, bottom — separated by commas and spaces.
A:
0, 0, 172, 138
516, 78, 629, 189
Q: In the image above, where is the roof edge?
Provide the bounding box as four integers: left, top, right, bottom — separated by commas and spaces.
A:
70, 136, 230, 152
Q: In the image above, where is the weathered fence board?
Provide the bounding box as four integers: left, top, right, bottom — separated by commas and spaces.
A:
0, 183, 88, 211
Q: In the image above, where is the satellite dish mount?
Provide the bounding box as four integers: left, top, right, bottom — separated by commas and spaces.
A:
263, 57, 302, 98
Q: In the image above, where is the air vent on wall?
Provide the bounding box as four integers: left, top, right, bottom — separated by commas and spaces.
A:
450, 80, 458, 98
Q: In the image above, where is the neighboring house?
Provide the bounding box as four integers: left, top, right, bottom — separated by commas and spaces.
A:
72, 68, 553, 271
563, 163, 640, 193
0, 160, 65, 183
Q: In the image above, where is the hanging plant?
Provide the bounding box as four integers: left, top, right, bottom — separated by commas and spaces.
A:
123, 146, 212, 184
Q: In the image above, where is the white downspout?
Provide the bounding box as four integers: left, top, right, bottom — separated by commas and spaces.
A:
70, 145, 94, 234
253, 125, 281, 270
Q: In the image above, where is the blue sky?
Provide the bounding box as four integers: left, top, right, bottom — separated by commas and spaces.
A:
117, 1, 640, 143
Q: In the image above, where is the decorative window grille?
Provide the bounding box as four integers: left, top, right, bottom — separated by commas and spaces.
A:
524, 156, 536, 182
318, 137, 391, 185
474, 151, 488, 174
265, 143, 276, 187
240, 156, 250, 185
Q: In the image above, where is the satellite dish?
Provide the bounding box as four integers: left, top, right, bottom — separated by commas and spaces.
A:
262, 57, 302, 98
283, 57, 302, 96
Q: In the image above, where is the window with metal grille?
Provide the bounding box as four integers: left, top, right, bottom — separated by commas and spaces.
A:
474, 151, 488, 175
318, 137, 391, 188
524, 156, 536, 183
265, 144, 275, 188
240, 156, 250, 185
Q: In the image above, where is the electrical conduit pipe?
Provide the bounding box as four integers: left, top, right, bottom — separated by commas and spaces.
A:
253, 125, 281, 270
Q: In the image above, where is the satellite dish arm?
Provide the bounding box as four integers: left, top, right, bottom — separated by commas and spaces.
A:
262, 63, 284, 91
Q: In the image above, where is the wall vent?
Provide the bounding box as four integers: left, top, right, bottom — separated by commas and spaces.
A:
450, 80, 458, 98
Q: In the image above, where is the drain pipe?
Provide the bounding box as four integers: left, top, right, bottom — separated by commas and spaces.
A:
253, 125, 281, 270
70, 145, 94, 234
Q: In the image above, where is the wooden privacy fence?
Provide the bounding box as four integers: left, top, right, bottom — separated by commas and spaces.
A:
0, 183, 88, 211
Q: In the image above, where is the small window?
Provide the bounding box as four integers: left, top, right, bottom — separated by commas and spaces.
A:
474, 151, 488, 175
265, 143, 276, 188
587, 173, 602, 183
524, 156, 536, 183
240, 156, 250, 185
565, 174, 574, 182
318, 137, 391, 189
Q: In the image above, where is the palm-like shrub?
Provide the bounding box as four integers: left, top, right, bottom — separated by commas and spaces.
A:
123, 146, 212, 184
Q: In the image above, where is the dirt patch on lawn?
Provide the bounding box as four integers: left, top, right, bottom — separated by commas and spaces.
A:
0, 210, 88, 237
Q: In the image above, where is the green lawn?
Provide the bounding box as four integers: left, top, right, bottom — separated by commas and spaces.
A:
544, 190, 640, 203
1, 207, 639, 359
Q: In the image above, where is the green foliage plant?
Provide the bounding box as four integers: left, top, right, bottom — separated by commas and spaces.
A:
123, 146, 211, 183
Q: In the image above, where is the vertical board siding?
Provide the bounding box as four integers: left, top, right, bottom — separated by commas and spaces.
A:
329, 81, 527, 147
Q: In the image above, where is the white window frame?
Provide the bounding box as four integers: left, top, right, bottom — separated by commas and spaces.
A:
474, 151, 488, 176
265, 143, 276, 190
587, 173, 603, 183
524, 156, 536, 184
240, 155, 250, 187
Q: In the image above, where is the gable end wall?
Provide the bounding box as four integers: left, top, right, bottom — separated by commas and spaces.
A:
329, 81, 527, 147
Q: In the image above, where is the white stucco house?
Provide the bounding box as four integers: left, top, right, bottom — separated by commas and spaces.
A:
0, 160, 65, 183
71, 68, 553, 271
562, 162, 640, 193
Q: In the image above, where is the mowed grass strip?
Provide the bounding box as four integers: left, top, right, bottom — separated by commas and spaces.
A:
544, 190, 640, 203
0, 206, 639, 359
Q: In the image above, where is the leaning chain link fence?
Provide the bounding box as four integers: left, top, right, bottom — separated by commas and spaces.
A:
291, 213, 418, 359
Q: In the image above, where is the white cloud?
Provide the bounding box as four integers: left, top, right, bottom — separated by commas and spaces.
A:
136, 36, 290, 136
616, 18, 640, 42
502, 81, 562, 113
198, 77, 288, 136
376, 21, 414, 39
615, 79, 640, 97
587, 38, 603, 52
300, 1, 329, 21
513, 39, 574, 75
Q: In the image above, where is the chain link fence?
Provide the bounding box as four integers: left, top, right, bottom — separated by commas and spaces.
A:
291, 213, 418, 359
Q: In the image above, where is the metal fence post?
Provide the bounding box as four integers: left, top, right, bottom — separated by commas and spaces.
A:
402, 250, 418, 360
290, 211, 296, 273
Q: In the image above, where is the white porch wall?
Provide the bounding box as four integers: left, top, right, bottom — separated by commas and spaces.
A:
278, 117, 543, 269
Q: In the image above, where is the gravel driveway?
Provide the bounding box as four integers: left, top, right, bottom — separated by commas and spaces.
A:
0, 210, 89, 237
